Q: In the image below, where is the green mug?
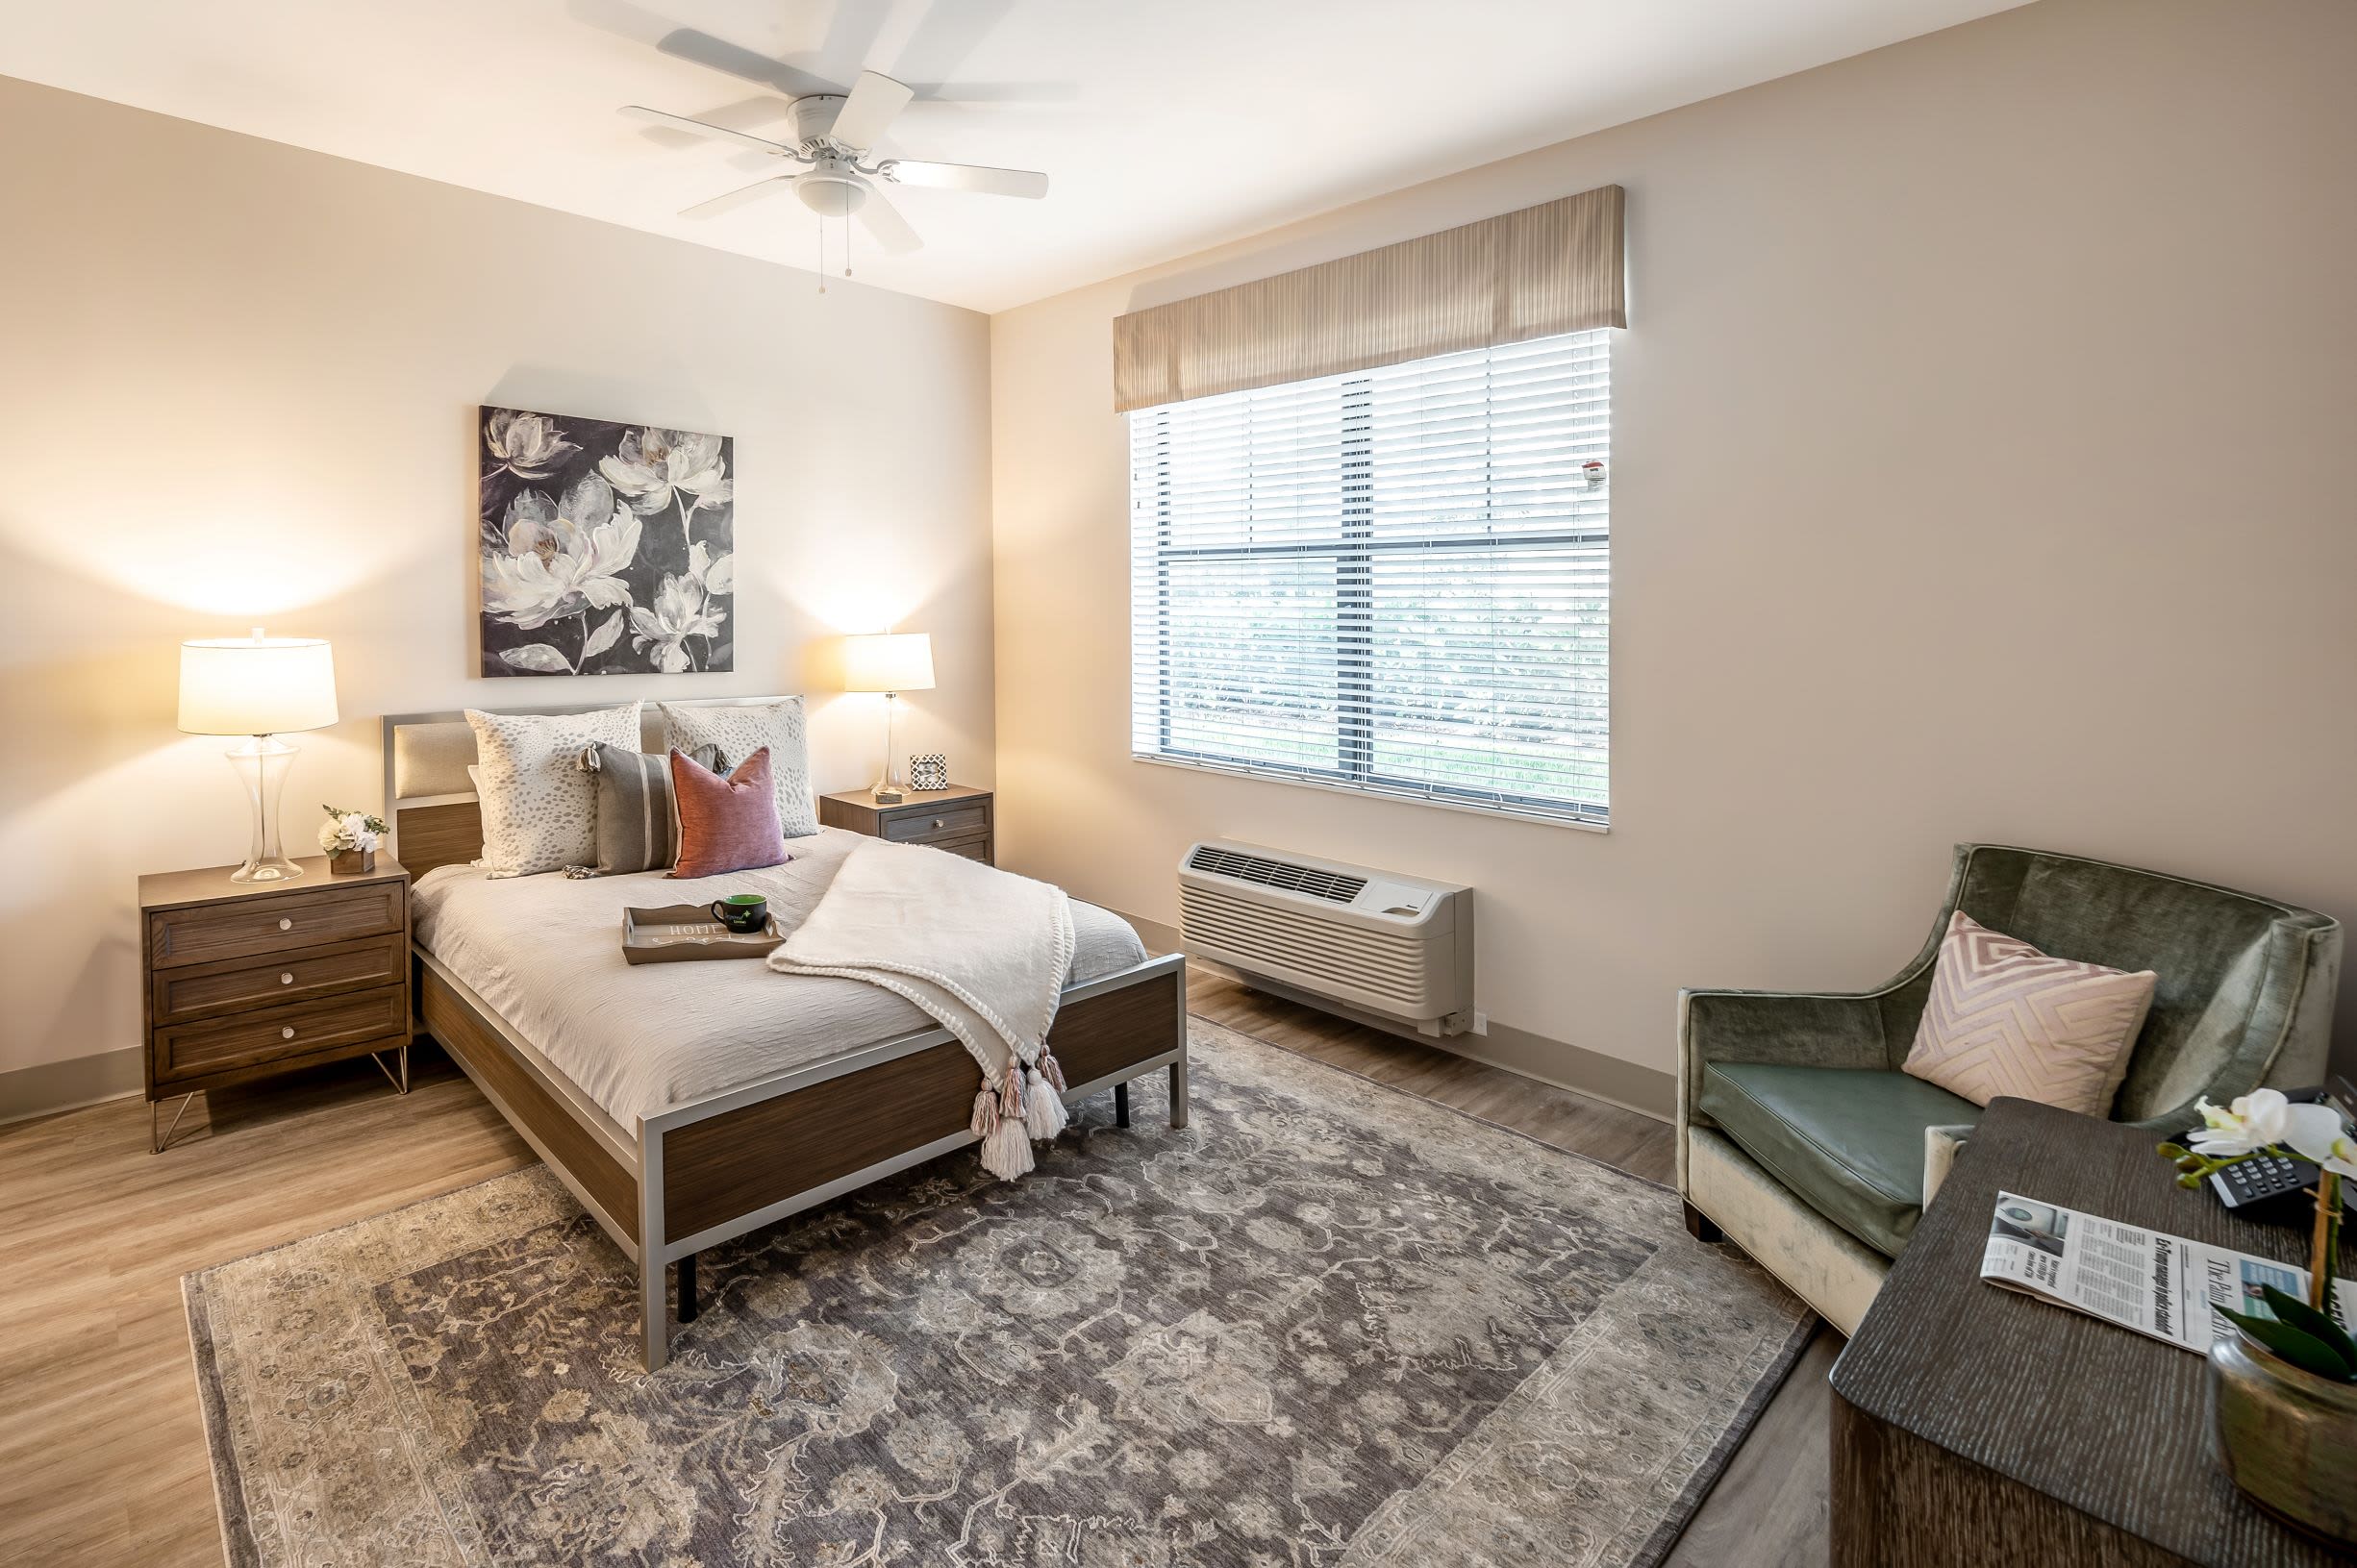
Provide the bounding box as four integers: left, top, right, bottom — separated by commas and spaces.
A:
710, 893, 767, 933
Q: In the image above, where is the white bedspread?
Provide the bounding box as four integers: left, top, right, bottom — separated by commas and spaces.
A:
410, 827, 1148, 1131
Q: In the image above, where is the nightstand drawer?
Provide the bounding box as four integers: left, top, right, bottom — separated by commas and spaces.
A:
155, 984, 408, 1082
884, 803, 990, 843
149, 882, 404, 968
152, 933, 407, 1025
935, 837, 991, 863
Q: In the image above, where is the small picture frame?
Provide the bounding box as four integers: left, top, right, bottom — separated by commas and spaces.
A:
908, 753, 948, 792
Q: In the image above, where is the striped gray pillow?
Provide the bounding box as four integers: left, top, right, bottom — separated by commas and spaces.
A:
574, 742, 725, 875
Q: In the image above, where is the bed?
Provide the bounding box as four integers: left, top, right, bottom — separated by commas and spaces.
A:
383, 702, 1188, 1372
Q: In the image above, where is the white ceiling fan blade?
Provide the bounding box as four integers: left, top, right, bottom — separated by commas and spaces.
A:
679, 176, 793, 219
830, 70, 915, 151
881, 159, 1047, 199
856, 189, 923, 254
621, 105, 795, 158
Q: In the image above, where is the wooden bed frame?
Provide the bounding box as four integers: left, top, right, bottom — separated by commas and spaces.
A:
382, 703, 1188, 1372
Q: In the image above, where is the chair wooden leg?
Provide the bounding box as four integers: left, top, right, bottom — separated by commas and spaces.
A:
1683, 1200, 1724, 1243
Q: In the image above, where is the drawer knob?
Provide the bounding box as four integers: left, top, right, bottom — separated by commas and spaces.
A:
932, 819, 945, 831
280, 1026, 295, 1040
280, 972, 294, 984
278, 917, 293, 932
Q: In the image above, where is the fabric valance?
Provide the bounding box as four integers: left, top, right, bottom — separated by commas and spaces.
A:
1112, 184, 1624, 412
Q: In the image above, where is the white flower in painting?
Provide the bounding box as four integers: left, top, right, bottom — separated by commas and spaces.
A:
599, 428, 731, 522
688, 539, 735, 598
481, 477, 641, 632
483, 409, 578, 481
629, 572, 727, 673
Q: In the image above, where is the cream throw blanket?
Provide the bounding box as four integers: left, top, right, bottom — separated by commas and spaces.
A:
767, 838, 1078, 1178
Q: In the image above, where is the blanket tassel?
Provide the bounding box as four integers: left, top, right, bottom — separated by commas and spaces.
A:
970, 1086, 999, 1140
1038, 1052, 1067, 1094
1022, 1063, 1068, 1141
982, 1113, 1035, 1181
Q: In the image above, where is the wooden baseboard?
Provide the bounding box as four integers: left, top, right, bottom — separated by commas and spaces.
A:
1113, 906, 1674, 1121
0, 1047, 142, 1127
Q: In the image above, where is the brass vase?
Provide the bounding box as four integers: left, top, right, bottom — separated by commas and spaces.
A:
2210, 1321, 2357, 1545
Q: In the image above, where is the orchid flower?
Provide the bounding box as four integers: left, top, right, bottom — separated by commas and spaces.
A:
2281, 1103, 2357, 1181
2190, 1089, 2297, 1157
2168, 1088, 2352, 1320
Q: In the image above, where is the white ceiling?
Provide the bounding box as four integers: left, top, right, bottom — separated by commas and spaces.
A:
0, 0, 2029, 312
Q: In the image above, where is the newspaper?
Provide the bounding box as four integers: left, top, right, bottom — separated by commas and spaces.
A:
1980, 1191, 2357, 1352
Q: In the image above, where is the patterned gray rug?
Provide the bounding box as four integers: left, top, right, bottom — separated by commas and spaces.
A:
187, 1018, 1811, 1567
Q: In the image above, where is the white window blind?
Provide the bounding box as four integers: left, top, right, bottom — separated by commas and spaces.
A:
1128, 329, 1610, 826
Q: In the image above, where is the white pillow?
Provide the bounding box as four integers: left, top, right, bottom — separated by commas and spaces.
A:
658, 699, 817, 837
465, 703, 641, 877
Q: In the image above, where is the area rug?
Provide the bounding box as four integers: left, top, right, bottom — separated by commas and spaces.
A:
186, 1018, 1812, 1567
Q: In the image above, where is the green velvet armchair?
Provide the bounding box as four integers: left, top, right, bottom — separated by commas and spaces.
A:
1677, 844, 2342, 1334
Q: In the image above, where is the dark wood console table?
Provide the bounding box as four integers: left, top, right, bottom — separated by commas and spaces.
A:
1829, 1096, 2353, 1566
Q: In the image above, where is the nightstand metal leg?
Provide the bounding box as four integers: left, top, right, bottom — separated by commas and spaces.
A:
367, 1046, 410, 1096
1168, 1058, 1190, 1130
1114, 1082, 1130, 1128
678, 1253, 699, 1324
151, 1093, 194, 1155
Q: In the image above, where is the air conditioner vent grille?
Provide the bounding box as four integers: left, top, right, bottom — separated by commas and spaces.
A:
1186, 845, 1367, 904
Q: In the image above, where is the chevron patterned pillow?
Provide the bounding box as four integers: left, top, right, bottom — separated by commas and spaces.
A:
1902, 911, 2158, 1116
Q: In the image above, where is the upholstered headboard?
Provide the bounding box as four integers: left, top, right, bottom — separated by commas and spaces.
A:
380, 698, 798, 879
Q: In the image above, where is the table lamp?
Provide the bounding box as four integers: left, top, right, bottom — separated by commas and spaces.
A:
179, 629, 340, 883
840, 632, 934, 803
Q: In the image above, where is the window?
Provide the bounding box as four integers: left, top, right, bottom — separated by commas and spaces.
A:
1128, 330, 1611, 826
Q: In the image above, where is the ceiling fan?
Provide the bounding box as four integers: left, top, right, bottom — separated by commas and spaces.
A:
623, 69, 1047, 258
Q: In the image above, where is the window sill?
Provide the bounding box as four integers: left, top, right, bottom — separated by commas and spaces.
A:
1128, 752, 1610, 834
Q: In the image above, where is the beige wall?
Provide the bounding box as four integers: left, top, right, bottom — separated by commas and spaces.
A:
991, 0, 2357, 1093
0, 77, 993, 1100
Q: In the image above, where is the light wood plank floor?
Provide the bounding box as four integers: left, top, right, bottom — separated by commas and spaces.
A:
0, 975, 1834, 1566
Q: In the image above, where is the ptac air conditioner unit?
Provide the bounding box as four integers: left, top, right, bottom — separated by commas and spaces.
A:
1178, 840, 1473, 1035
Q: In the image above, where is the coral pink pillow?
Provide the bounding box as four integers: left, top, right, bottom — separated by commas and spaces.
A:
1903, 911, 2158, 1115
667, 747, 788, 879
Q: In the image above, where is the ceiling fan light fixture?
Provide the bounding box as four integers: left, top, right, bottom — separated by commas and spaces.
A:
795, 165, 869, 217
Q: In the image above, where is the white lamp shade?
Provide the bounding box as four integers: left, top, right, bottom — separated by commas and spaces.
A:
840, 632, 935, 693
178, 633, 340, 735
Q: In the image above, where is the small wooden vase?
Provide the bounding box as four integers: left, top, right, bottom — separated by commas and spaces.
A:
331, 848, 377, 875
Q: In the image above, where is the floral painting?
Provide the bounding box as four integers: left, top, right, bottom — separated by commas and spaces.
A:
477, 406, 735, 676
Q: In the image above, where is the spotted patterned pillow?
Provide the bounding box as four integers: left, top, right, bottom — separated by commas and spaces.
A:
657, 699, 817, 838
465, 703, 642, 878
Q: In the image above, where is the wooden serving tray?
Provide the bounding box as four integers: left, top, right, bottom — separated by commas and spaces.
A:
621, 904, 784, 963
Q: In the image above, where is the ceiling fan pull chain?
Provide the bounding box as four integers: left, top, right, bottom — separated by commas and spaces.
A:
845, 215, 854, 280
817, 217, 826, 295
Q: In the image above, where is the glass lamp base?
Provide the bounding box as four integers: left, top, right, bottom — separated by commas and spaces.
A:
873, 690, 904, 802
227, 734, 304, 883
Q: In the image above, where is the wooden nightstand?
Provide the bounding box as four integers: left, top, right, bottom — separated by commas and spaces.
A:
818, 784, 993, 863
138, 855, 413, 1153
